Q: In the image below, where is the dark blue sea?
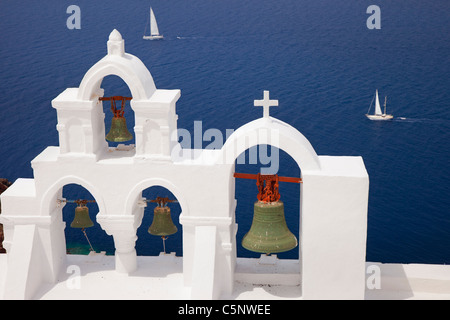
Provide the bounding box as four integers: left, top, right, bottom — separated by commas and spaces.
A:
0, 0, 449, 264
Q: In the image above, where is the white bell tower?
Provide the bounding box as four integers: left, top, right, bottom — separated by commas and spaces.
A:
52, 29, 180, 161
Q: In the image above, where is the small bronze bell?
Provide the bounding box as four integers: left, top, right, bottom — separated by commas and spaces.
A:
70, 205, 94, 229
106, 116, 133, 142
242, 200, 297, 254
148, 206, 178, 237
100, 96, 133, 142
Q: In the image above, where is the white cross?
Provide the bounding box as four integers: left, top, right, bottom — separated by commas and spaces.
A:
254, 90, 278, 118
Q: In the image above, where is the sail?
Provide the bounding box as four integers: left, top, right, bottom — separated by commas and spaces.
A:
150, 8, 160, 36
374, 90, 382, 115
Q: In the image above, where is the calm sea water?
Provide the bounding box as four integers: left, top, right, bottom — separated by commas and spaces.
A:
0, 0, 449, 264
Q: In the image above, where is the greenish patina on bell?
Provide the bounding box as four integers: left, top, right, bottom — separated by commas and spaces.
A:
106, 116, 133, 142
70, 206, 94, 229
242, 201, 297, 254
148, 206, 178, 236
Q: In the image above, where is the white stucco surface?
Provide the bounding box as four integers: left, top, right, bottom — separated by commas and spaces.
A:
1, 253, 448, 300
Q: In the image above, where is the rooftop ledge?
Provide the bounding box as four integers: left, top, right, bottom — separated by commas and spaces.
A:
53, 88, 179, 106
30, 147, 370, 174
30, 146, 229, 167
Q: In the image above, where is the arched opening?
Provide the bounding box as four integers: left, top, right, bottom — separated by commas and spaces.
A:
234, 145, 301, 260
77, 46, 156, 102
135, 186, 183, 257
125, 178, 188, 259
99, 75, 135, 149
61, 184, 114, 255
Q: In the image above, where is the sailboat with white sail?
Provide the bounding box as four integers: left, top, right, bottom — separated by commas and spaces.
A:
366, 89, 393, 120
143, 7, 163, 40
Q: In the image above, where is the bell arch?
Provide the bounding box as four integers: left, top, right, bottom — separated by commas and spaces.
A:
218, 117, 321, 172
217, 116, 321, 291
124, 178, 189, 218
77, 30, 156, 102
40, 175, 107, 218
52, 30, 180, 159
78, 62, 156, 102
124, 178, 188, 258
34, 175, 110, 279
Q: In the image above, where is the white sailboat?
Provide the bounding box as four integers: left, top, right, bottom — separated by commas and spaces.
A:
365, 89, 393, 120
143, 7, 163, 40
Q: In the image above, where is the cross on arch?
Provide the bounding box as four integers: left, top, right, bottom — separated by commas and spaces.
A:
254, 90, 278, 118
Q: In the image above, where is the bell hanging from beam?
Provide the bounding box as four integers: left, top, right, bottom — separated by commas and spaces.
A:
100, 96, 133, 142
148, 204, 178, 237
147, 197, 178, 254
70, 203, 94, 229
241, 174, 298, 254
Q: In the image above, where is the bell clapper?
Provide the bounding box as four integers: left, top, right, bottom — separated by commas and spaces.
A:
161, 236, 167, 254
81, 227, 95, 252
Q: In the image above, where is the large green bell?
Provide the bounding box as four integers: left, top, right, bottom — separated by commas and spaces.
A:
106, 116, 133, 142
242, 201, 297, 254
148, 206, 178, 236
70, 205, 94, 229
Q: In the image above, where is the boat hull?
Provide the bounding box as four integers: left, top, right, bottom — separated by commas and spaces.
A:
143, 35, 164, 40
365, 114, 394, 121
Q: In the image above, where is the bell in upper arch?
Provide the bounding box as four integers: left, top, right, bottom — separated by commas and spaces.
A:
70, 205, 94, 229
242, 200, 297, 254
148, 206, 178, 237
106, 116, 133, 142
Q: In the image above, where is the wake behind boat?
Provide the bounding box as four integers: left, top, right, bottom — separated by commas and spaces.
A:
366, 89, 393, 120
143, 7, 163, 40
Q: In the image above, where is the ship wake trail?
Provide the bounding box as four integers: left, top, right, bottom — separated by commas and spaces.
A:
393, 117, 450, 124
